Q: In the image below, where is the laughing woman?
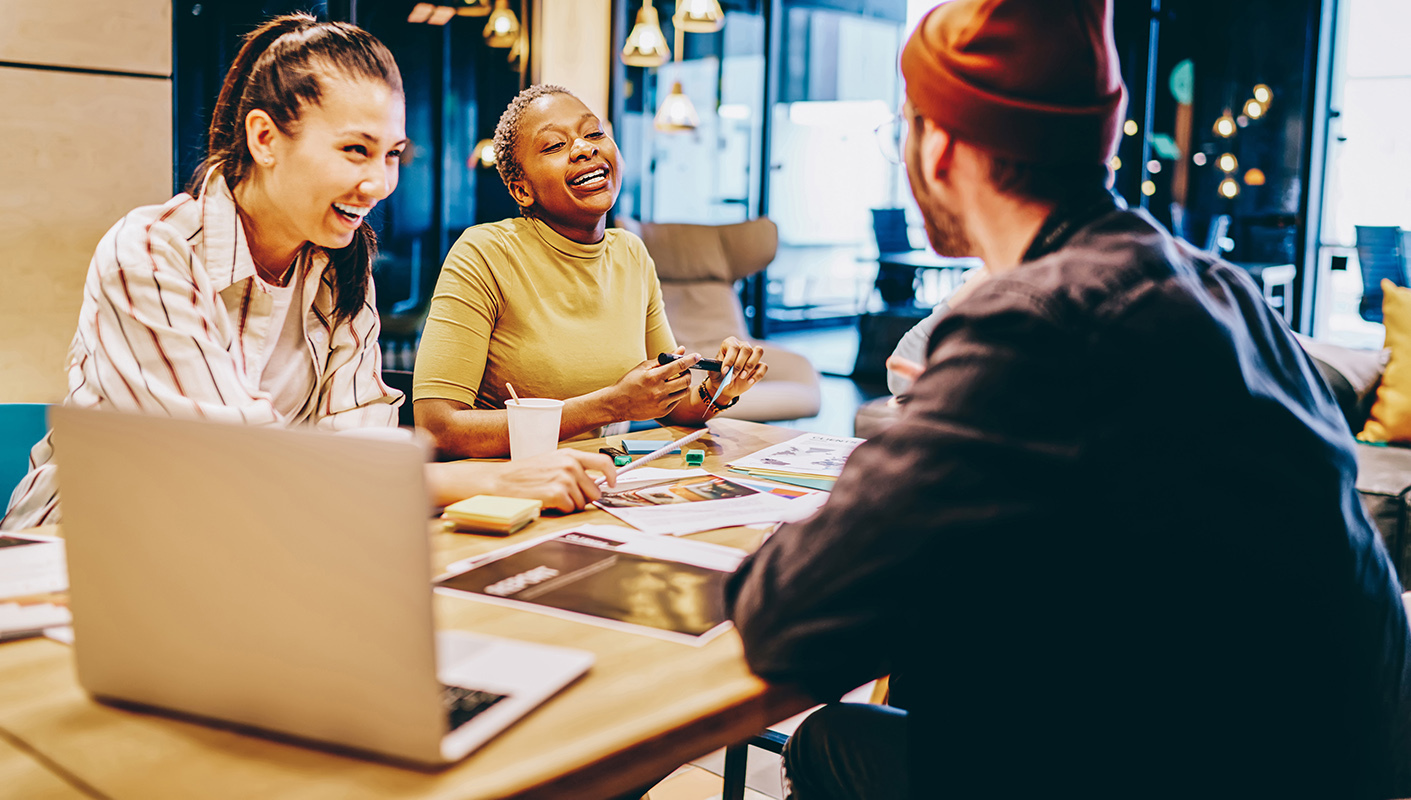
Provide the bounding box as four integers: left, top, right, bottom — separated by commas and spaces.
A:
2, 16, 612, 530
414, 85, 768, 459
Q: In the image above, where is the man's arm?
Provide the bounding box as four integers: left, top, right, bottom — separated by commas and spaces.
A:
726, 282, 1080, 699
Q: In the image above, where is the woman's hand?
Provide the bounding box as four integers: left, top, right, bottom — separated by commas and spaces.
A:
702, 337, 768, 406
608, 348, 699, 420
428, 449, 617, 513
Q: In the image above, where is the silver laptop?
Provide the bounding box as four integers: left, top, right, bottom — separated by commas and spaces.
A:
51, 407, 593, 767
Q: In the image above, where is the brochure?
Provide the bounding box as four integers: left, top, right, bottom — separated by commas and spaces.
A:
436, 525, 747, 645
726, 433, 863, 479
595, 473, 823, 536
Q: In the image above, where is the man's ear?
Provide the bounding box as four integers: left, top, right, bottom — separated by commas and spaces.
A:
917, 118, 955, 183
507, 179, 535, 210
244, 109, 279, 167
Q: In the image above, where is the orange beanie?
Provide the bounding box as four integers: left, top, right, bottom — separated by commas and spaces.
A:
900, 0, 1127, 165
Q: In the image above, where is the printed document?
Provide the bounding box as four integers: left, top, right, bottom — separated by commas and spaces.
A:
437, 525, 746, 645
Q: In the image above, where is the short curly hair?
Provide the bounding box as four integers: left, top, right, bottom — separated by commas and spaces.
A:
493, 83, 575, 191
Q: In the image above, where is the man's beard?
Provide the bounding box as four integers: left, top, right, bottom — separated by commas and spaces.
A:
922, 201, 976, 258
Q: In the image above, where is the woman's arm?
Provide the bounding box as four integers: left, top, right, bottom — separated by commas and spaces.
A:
661, 338, 769, 427
416, 354, 699, 458
425, 448, 617, 512
79, 213, 281, 423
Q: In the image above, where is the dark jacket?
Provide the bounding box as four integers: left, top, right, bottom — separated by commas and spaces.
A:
725, 200, 1411, 798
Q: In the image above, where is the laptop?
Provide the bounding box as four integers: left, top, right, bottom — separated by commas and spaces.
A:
51, 407, 594, 767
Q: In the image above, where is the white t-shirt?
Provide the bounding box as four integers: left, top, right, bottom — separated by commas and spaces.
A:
257, 270, 317, 419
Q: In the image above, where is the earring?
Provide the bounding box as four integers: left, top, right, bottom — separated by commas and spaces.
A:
264, 157, 273, 166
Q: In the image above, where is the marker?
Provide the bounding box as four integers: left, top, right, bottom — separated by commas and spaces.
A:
658, 352, 722, 372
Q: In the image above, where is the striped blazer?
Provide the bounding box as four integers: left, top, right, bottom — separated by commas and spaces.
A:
2, 171, 400, 530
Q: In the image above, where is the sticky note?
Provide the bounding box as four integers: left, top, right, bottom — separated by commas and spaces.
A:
623, 439, 679, 454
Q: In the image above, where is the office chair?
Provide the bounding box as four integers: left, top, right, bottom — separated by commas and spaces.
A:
1356, 226, 1409, 324
0, 404, 48, 502
871, 208, 921, 307
721, 677, 890, 800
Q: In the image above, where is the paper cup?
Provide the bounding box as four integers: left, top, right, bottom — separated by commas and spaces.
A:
506, 398, 564, 461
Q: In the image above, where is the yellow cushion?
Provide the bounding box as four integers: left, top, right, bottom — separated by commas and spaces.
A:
1358, 279, 1411, 442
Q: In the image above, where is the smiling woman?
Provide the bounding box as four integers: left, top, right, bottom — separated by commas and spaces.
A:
2, 16, 616, 531
412, 85, 770, 459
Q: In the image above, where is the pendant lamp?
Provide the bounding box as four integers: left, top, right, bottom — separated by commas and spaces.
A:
484, 0, 520, 48
622, 0, 670, 67
673, 0, 725, 33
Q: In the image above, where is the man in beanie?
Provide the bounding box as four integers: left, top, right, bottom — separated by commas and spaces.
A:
725, 1, 1411, 798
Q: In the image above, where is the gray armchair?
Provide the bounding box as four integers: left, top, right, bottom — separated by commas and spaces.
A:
617, 217, 822, 423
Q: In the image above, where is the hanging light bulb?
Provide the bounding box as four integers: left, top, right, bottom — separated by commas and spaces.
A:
1217, 153, 1238, 173
1219, 177, 1240, 198
673, 0, 725, 33
622, 0, 670, 67
1243, 168, 1266, 186
1253, 84, 1272, 105
1213, 111, 1236, 138
474, 138, 496, 168
654, 82, 699, 132
1243, 99, 1265, 120
483, 0, 519, 48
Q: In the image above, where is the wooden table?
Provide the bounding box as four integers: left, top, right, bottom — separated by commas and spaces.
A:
0, 418, 815, 800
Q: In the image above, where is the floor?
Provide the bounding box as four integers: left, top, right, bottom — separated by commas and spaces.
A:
759, 324, 889, 439
646, 681, 882, 800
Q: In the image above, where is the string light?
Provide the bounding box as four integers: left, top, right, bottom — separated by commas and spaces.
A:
1141, 180, 1156, 196
1214, 112, 1236, 138
1253, 84, 1272, 104
1219, 177, 1240, 198
1124, 120, 1138, 136
1243, 168, 1266, 186
1217, 153, 1238, 173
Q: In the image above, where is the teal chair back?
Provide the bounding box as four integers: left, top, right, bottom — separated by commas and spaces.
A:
0, 404, 49, 502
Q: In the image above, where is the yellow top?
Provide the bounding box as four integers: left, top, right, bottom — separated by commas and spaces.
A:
414, 216, 677, 413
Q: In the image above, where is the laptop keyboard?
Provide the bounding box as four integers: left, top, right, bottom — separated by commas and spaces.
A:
442, 684, 508, 732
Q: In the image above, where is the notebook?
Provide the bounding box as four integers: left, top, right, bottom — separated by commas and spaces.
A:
51, 407, 593, 767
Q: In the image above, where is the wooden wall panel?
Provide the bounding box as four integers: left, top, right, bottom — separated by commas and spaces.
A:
532, 0, 612, 119
0, 0, 171, 75
0, 69, 172, 403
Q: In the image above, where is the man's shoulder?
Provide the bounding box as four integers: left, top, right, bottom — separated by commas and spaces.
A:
989, 208, 1229, 323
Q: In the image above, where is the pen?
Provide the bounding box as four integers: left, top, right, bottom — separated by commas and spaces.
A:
658, 353, 723, 372
596, 427, 712, 486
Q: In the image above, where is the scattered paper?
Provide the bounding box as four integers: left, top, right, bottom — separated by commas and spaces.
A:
595, 473, 817, 536
0, 534, 67, 600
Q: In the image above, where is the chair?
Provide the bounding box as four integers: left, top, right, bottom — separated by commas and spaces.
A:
721, 677, 890, 800
871, 208, 920, 307
0, 404, 49, 502
1356, 225, 1409, 324
617, 217, 822, 423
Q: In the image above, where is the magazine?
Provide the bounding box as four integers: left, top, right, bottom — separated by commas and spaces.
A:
726, 433, 863, 479
436, 526, 747, 645
594, 473, 823, 536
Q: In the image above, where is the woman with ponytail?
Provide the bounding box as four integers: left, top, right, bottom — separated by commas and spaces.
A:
3, 14, 613, 530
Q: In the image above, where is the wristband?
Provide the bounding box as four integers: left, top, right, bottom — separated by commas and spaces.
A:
699, 381, 740, 413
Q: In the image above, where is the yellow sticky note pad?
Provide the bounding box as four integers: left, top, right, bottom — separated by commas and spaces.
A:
443, 495, 542, 534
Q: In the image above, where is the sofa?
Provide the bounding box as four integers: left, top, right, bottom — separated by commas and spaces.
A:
855, 337, 1411, 589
